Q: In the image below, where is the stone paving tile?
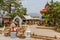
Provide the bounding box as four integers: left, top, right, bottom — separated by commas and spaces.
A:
0, 35, 43, 40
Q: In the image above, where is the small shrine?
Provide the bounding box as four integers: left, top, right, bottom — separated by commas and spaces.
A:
4, 15, 26, 38
12, 15, 22, 27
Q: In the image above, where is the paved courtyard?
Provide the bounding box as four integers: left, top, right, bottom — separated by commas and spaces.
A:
30, 25, 60, 38
0, 25, 60, 40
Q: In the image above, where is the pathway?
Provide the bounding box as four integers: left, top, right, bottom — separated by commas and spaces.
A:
30, 25, 60, 38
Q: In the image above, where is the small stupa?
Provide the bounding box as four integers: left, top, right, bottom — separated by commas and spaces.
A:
25, 25, 31, 40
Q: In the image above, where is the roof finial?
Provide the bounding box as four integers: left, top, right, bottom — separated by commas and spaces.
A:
45, 1, 49, 8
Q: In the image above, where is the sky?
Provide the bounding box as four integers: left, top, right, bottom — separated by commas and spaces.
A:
22, 0, 60, 18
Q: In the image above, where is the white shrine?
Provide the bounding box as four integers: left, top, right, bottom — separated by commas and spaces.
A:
12, 15, 22, 27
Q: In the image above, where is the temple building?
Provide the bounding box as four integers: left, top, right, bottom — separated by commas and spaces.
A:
40, 2, 49, 15
3, 15, 42, 26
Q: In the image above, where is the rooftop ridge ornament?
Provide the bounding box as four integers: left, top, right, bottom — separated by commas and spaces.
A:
40, 2, 49, 14
45, 2, 49, 8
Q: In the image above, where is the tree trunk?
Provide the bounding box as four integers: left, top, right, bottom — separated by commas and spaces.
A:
9, 4, 11, 13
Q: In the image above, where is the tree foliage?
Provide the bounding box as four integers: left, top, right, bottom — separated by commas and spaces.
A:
6, 8, 27, 18
41, 0, 60, 27
0, 0, 27, 19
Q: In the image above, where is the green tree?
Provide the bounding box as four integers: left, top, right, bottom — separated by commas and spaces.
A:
6, 8, 27, 19
0, 0, 27, 21
0, 0, 5, 10
41, 0, 60, 27
5, 0, 27, 19
4, 0, 21, 13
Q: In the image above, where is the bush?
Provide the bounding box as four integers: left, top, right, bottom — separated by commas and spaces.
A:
55, 28, 60, 32
0, 30, 2, 34
0, 24, 3, 27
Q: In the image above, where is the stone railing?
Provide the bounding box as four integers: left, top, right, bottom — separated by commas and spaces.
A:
30, 33, 59, 40
36, 26, 56, 30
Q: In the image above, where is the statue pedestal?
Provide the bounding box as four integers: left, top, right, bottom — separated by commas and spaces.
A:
10, 32, 17, 38
25, 26, 31, 40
